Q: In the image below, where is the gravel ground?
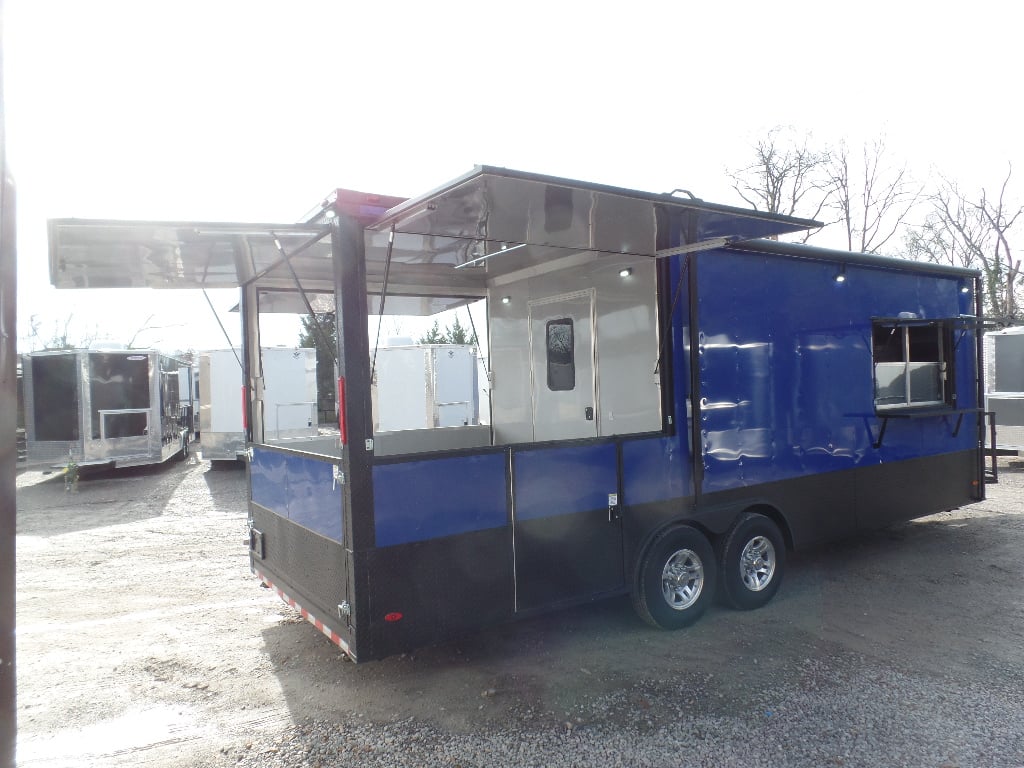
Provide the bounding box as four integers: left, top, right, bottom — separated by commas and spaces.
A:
217, 653, 1024, 768
15, 451, 1024, 767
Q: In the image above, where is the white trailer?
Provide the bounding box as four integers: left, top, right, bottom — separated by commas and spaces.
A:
371, 343, 486, 456
373, 343, 480, 431
199, 347, 318, 461
984, 326, 1024, 449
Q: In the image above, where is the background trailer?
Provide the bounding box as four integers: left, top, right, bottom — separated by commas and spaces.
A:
199, 346, 318, 462
984, 326, 1024, 450
372, 343, 487, 456
47, 167, 993, 662
22, 348, 194, 469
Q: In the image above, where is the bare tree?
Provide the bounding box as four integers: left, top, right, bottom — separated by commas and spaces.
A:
726, 126, 830, 242
903, 209, 979, 271
126, 314, 182, 349
24, 313, 98, 350
826, 137, 922, 254
907, 166, 1023, 324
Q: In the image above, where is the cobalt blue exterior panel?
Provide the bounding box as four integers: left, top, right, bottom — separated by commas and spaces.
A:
250, 446, 343, 544
621, 436, 690, 506
513, 442, 618, 521
695, 249, 978, 494
372, 452, 508, 547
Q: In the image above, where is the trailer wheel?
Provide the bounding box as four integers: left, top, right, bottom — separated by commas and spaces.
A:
718, 512, 785, 610
632, 525, 716, 630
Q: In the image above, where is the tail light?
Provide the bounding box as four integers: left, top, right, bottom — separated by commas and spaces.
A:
337, 377, 347, 445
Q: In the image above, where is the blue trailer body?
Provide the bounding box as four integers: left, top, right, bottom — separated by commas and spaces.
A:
249, 213, 983, 660
46, 167, 989, 662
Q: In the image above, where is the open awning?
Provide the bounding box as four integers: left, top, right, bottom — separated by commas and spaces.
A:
48, 220, 333, 291
48, 166, 821, 314
369, 165, 819, 261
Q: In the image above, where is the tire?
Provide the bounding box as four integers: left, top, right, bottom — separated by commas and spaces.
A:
718, 512, 785, 610
632, 525, 717, 630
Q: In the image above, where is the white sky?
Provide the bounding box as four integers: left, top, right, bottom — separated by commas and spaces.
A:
6, 0, 1023, 354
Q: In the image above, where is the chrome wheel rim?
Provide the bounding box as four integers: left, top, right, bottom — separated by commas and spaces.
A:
739, 536, 776, 592
661, 548, 705, 611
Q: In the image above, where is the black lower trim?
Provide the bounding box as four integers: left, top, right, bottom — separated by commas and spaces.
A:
255, 449, 981, 662
514, 509, 625, 611
249, 504, 352, 652
623, 450, 980, 570
364, 526, 514, 660
852, 449, 978, 531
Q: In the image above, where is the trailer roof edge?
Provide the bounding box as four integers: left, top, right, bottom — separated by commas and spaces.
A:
727, 238, 981, 279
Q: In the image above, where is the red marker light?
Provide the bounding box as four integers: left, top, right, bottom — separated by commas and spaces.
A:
337, 377, 347, 445
384, 612, 403, 623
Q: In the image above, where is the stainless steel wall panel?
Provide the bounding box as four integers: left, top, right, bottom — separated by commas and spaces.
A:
489, 252, 660, 445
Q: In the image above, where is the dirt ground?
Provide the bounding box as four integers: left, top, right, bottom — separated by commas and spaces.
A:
13, 449, 1024, 766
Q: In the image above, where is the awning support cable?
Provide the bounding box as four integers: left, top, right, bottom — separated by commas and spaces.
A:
202, 289, 243, 371
239, 226, 331, 289
654, 255, 691, 375
371, 226, 397, 384
465, 305, 488, 375
270, 233, 337, 368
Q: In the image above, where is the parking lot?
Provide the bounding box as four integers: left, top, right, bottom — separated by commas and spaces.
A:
14, 451, 1024, 767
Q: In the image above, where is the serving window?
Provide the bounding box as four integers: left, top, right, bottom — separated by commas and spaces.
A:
872, 320, 953, 411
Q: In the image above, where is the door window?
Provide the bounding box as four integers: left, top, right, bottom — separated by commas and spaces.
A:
546, 318, 575, 391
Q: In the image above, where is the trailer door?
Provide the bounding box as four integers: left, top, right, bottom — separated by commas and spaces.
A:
512, 441, 623, 611
530, 290, 597, 442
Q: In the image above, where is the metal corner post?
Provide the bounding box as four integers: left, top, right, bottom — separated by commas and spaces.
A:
686, 252, 704, 506
0, 2, 16, 753
974, 274, 987, 498
239, 283, 263, 444
331, 215, 375, 650
332, 215, 375, 547
0, 183, 12, 768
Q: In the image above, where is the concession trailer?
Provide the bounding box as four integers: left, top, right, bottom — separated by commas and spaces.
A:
47, 167, 993, 661
22, 348, 194, 469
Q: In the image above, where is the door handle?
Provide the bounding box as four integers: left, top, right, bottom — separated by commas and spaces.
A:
608, 493, 620, 522
585, 406, 594, 421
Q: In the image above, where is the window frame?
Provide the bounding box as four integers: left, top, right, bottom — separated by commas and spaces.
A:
871, 318, 955, 413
